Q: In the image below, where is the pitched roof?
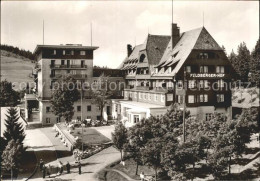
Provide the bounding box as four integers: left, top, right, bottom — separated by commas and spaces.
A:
146, 35, 171, 65
193, 28, 222, 50
153, 27, 223, 77
154, 27, 203, 76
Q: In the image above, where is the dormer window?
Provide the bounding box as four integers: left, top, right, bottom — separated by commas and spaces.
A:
173, 51, 179, 58
185, 66, 191, 73
139, 54, 146, 63
161, 67, 165, 74
155, 68, 158, 74
168, 67, 172, 73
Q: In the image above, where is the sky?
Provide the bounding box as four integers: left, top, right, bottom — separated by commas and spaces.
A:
1, 1, 259, 68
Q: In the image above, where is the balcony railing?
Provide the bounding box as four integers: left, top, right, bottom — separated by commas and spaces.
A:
50, 74, 87, 79
50, 64, 87, 69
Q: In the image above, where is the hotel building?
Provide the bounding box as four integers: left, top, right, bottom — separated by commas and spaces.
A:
115, 24, 236, 127
24, 44, 124, 125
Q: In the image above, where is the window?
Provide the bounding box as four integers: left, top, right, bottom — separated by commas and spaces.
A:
155, 94, 158, 101
61, 60, 65, 65
71, 50, 74, 55
217, 94, 224, 102
46, 118, 50, 124
63, 50, 65, 55
53, 50, 56, 55
204, 80, 209, 88
177, 95, 183, 104
206, 113, 213, 121
155, 68, 158, 74
71, 70, 76, 75
46, 107, 50, 113
204, 94, 208, 102
67, 70, 70, 73
134, 115, 140, 123
56, 117, 60, 123
186, 66, 191, 73
77, 116, 81, 121
200, 95, 204, 102
161, 94, 165, 102
139, 92, 142, 99
199, 94, 208, 102
51, 60, 55, 67
200, 66, 208, 73
140, 54, 145, 63
167, 94, 173, 101
188, 80, 196, 88
216, 66, 225, 73
160, 67, 165, 74
134, 92, 137, 98
144, 93, 147, 100
199, 53, 208, 59
199, 80, 209, 88
217, 79, 225, 88
80, 51, 86, 55
77, 106, 81, 112
81, 60, 85, 68
188, 95, 195, 103
168, 67, 172, 73
177, 80, 183, 88
125, 91, 128, 98
87, 105, 91, 111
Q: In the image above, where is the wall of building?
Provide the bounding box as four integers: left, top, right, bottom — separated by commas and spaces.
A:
39, 99, 112, 125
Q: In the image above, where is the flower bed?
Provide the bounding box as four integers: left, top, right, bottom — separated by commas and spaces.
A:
73, 143, 111, 161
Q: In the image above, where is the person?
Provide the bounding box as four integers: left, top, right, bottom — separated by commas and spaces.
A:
140, 171, 145, 181
47, 164, 51, 178
78, 162, 81, 175
66, 161, 71, 174
42, 165, 46, 178
39, 159, 44, 171
59, 161, 63, 175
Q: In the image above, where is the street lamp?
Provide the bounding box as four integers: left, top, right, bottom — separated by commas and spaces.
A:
80, 80, 84, 152
183, 70, 187, 143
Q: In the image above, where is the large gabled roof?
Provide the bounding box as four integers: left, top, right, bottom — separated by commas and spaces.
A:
153, 27, 223, 77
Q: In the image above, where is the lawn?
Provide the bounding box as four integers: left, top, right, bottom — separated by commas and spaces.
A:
98, 169, 127, 181
1, 50, 34, 90
71, 127, 111, 145
112, 158, 156, 180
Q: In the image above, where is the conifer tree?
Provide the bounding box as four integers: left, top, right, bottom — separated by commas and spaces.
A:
3, 108, 26, 145
249, 39, 260, 86
228, 50, 239, 75
236, 42, 251, 82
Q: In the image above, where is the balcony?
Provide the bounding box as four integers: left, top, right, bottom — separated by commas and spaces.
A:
50, 74, 87, 79
50, 64, 87, 69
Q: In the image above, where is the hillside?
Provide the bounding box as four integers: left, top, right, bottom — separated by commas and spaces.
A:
0, 50, 35, 90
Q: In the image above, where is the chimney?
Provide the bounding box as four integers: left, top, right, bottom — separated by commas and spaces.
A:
127, 44, 132, 57
171, 23, 180, 49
